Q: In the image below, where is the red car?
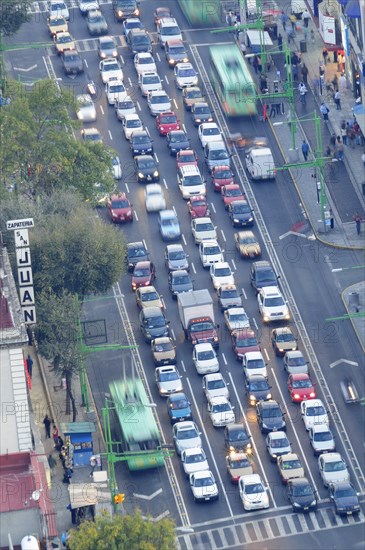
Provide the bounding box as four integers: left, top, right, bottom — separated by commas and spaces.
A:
156, 111, 180, 136
231, 329, 260, 361
221, 184, 245, 209
211, 165, 234, 191
176, 149, 198, 169
187, 195, 210, 218
107, 193, 133, 223
132, 261, 156, 291
287, 373, 316, 403
154, 6, 172, 24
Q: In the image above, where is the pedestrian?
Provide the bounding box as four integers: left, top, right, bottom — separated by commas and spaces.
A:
337, 52, 342, 72
320, 102, 330, 120
312, 77, 320, 97
260, 73, 268, 93
252, 55, 259, 74
339, 73, 347, 93
226, 10, 232, 28
301, 63, 308, 84
299, 82, 307, 104
289, 13, 297, 31
89, 456, 97, 478
302, 9, 310, 28
257, 56, 262, 73
43, 414, 51, 439
281, 11, 288, 32
353, 213, 362, 235
278, 33, 283, 51
334, 90, 341, 110
325, 145, 332, 158
26, 326, 33, 346
355, 73, 361, 97
330, 133, 336, 148
329, 208, 334, 229
303, 26, 308, 42
322, 47, 329, 64
240, 41, 247, 56
287, 28, 295, 44
335, 137, 344, 161
52, 424, 59, 446
292, 64, 298, 81
234, 20, 239, 38
47, 453, 57, 478
340, 122, 347, 145
26, 354, 33, 379
331, 73, 338, 91
349, 128, 356, 148
310, 29, 315, 43
67, 503, 77, 524
301, 140, 309, 161
361, 151, 365, 167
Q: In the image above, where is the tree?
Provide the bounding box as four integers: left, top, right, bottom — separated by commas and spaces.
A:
67, 510, 177, 550
0, 1, 32, 36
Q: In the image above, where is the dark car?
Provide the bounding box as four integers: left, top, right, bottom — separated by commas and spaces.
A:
131, 260, 156, 290
166, 130, 190, 156
114, 0, 140, 21
191, 102, 214, 126
329, 482, 360, 515
154, 6, 172, 24
168, 270, 194, 299
165, 39, 188, 67
127, 29, 152, 54
139, 307, 169, 342
224, 423, 252, 453
134, 155, 160, 183
130, 130, 153, 156
167, 392, 192, 424
245, 375, 272, 406
256, 400, 286, 433
164, 244, 189, 271
250, 260, 279, 292
228, 200, 254, 227
126, 241, 149, 272
287, 478, 318, 513
231, 328, 260, 360
234, 230, 261, 259
61, 50, 83, 74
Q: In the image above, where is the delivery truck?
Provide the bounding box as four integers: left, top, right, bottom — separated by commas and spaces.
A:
178, 289, 219, 348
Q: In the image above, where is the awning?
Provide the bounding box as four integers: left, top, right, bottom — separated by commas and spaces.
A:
352, 103, 365, 136
345, 0, 361, 18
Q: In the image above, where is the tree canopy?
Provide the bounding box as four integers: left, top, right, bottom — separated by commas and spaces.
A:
0, 1, 32, 36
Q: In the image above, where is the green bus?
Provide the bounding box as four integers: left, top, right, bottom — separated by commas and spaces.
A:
177, 0, 221, 27
109, 378, 165, 471
209, 44, 258, 117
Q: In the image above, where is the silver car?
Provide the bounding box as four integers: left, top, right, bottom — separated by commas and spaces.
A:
164, 244, 189, 271
98, 36, 118, 59
283, 351, 309, 375
155, 365, 182, 396
76, 94, 97, 122
86, 9, 108, 35
173, 421, 202, 455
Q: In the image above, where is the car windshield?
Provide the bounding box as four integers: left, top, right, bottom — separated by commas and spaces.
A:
101, 41, 115, 50
226, 188, 241, 197
134, 135, 149, 144
169, 250, 185, 260
197, 350, 215, 361
162, 26, 180, 35
247, 359, 264, 369
229, 430, 248, 442
196, 223, 213, 231
89, 14, 104, 23
66, 54, 79, 62
152, 95, 168, 103
191, 200, 206, 207
161, 116, 176, 123
187, 89, 201, 98
154, 341, 173, 351
171, 398, 188, 410
104, 63, 119, 71
276, 332, 294, 342
313, 431, 332, 441
141, 291, 158, 301
288, 356, 306, 366
57, 35, 71, 43
270, 437, 289, 448
210, 150, 229, 160
195, 106, 210, 114
256, 269, 275, 283
239, 235, 256, 244
207, 379, 225, 390
52, 3, 66, 9
292, 484, 313, 497
184, 175, 202, 185
262, 407, 282, 418
205, 245, 220, 255
180, 153, 195, 163
178, 428, 197, 440
118, 100, 134, 109
237, 337, 258, 347
133, 36, 149, 45
215, 170, 232, 179
190, 322, 213, 332
334, 487, 356, 498
204, 128, 219, 135
215, 267, 231, 277
245, 483, 264, 495
127, 119, 141, 127
221, 288, 237, 297
109, 84, 125, 93
233, 203, 250, 213
126, 22, 142, 30
282, 459, 302, 470
306, 406, 326, 416
111, 200, 129, 208
50, 17, 65, 24
292, 379, 312, 388
134, 267, 150, 277
160, 371, 179, 381
139, 56, 153, 64
230, 458, 250, 469
194, 476, 214, 487
171, 46, 185, 54
162, 218, 177, 226
186, 452, 205, 463
229, 313, 247, 323
140, 159, 156, 169
144, 75, 160, 84
170, 134, 186, 143
128, 246, 146, 257
85, 133, 100, 141
178, 68, 195, 77
324, 460, 346, 472
212, 402, 231, 413
147, 316, 165, 328
264, 296, 285, 307
250, 380, 268, 391
173, 275, 190, 285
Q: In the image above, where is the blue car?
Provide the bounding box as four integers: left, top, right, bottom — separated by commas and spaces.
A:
158, 209, 181, 241
167, 392, 192, 424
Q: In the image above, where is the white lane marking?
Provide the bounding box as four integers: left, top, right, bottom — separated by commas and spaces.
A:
182, 123, 186, 133
173, 98, 178, 110
154, 153, 159, 163
164, 74, 169, 85
125, 183, 130, 193
231, 259, 237, 271
170, 328, 176, 340
145, 126, 150, 136
137, 100, 141, 111
221, 229, 226, 242
108, 130, 113, 140
156, 52, 161, 62
143, 239, 147, 249
242, 287, 247, 300
128, 77, 132, 87
191, 262, 196, 274
181, 360, 186, 373
172, 206, 177, 215
161, 298, 166, 310
119, 54, 124, 64
252, 317, 258, 329
222, 353, 227, 365
163, 178, 168, 189
134, 211, 139, 221
182, 234, 187, 245
100, 105, 104, 115
210, 202, 216, 213
263, 348, 270, 362
84, 59, 88, 68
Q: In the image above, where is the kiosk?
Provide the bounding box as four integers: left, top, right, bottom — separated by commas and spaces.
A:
60, 422, 96, 468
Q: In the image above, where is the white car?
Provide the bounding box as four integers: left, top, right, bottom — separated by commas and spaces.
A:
174, 62, 198, 89
115, 96, 136, 120
199, 240, 224, 268
210, 262, 235, 290
112, 156, 122, 179
76, 94, 97, 122
82, 127, 102, 143
105, 79, 127, 105
191, 217, 217, 244
266, 431, 292, 462
224, 307, 250, 332
242, 351, 267, 379
193, 343, 219, 375
283, 350, 309, 375
147, 91, 172, 116
49, 1, 70, 20
139, 72, 162, 96
155, 365, 182, 396
78, 0, 99, 15
257, 286, 290, 323
122, 17, 144, 37
189, 470, 219, 502
145, 184, 166, 212
134, 52, 157, 75
301, 399, 329, 431
99, 58, 124, 83
122, 113, 143, 139
238, 474, 270, 511
173, 421, 202, 455
198, 123, 223, 148
309, 424, 336, 456
178, 165, 206, 199
318, 453, 350, 487
157, 17, 182, 47
203, 373, 229, 402
208, 397, 235, 427
181, 447, 209, 477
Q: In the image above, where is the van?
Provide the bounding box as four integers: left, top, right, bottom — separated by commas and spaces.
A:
245, 147, 275, 180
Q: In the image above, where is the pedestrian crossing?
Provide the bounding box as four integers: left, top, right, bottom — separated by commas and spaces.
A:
30, 0, 113, 14
45, 34, 126, 55
177, 506, 365, 549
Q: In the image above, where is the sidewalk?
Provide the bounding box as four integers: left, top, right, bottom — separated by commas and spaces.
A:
342, 281, 365, 354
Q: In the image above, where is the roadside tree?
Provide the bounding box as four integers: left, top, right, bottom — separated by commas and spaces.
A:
0, 1, 33, 36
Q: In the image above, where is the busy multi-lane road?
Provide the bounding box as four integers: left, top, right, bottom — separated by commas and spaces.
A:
6, 1, 365, 547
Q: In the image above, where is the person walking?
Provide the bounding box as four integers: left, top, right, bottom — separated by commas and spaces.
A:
47, 453, 57, 478
301, 140, 309, 161
289, 13, 297, 31
349, 128, 356, 148
26, 354, 33, 379
299, 82, 307, 104
335, 137, 344, 160
226, 10, 233, 28
325, 145, 332, 158
353, 213, 362, 235
278, 33, 283, 51
257, 56, 262, 73
320, 102, 330, 120
340, 122, 347, 145
260, 73, 268, 93
52, 424, 59, 447
329, 133, 336, 148
339, 73, 347, 94
252, 55, 259, 74
334, 90, 341, 110
281, 11, 288, 32
301, 63, 308, 84
322, 47, 329, 64
302, 9, 310, 28
43, 414, 51, 439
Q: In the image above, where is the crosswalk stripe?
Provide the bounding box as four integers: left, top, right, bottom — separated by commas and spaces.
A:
218, 529, 228, 548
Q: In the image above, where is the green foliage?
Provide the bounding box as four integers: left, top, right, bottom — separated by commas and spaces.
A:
0, 1, 32, 36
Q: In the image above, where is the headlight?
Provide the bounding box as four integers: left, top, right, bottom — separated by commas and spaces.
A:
112, 50, 117, 57
234, 219, 239, 223
263, 316, 270, 322
117, 10, 123, 16
293, 393, 300, 399
309, 392, 315, 397
153, 171, 159, 177
293, 502, 302, 508
278, 348, 285, 352
336, 507, 346, 511
266, 393, 272, 399
169, 59, 174, 64
213, 336, 219, 342
126, 210, 131, 216
133, 149, 139, 153
249, 395, 256, 402
310, 500, 317, 506
246, 443, 251, 448
196, 118, 201, 122
112, 212, 117, 217
183, 58, 189, 63
284, 314, 290, 319
138, 172, 144, 178
101, 52, 106, 58
160, 387, 168, 394
248, 217, 253, 222
271, 453, 277, 458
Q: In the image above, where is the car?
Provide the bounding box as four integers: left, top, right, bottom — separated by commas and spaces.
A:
178, 165, 206, 199
271, 327, 297, 356
130, 130, 153, 156
111, 156, 122, 179
81, 127, 102, 143
199, 240, 224, 268
238, 474, 269, 511
287, 373, 316, 403
140, 307, 169, 342
208, 397, 235, 427
217, 284, 241, 311
224, 424, 252, 453
226, 452, 253, 484
266, 431, 292, 462
127, 29, 152, 54
166, 130, 190, 156
169, 270, 194, 298
156, 111, 180, 135
203, 373, 229, 402
105, 79, 127, 105
177, 149, 198, 169
210, 262, 235, 290
189, 470, 219, 502
173, 421, 202, 455
258, 286, 290, 323
329, 482, 360, 515
318, 453, 350, 487
250, 260, 279, 292
283, 350, 309, 375
76, 94, 96, 122
47, 15, 68, 36
231, 329, 260, 360
86, 9, 108, 35
191, 217, 217, 244
181, 447, 209, 477
107, 193, 133, 223
211, 165, 234, 191
126, 241, 148, 272
243, 351, 267, 379
188, 196, 210, 219
165, 39, 189, 67
277, 453, 305, 484
78, 0, 99, 15
191, 102, 214, 126
301, 399, 328, 431
122, 113, 143, 140
155, 365, 182, 396
114, 0, 140, 22
245, 375, 272, 406
54, 31, 75, 55
115, 96, 136, 119
135, 286, 163, 310
122, 17, 144, 36
131, 260, 156, 290
144, 183, 166, 211
99, 58, 124, 83
164, 244, 189, 272
235, 231, 261, 259
309, 424, 335, 456
134, 52, 157, 75
228, 201, 254, 227
61, 50, 84, 75
157, 17, 182, 47
151, 337, 176, 366
204, 141, 231, 172
221, 184, 245, 209
167, 392, 191, 424
287, 478, 318, 513
158, 209, 181, 241
49, 1, 70, 20
193, 343, 219, 375
182, 86, 204, 110
154, 6, 172, 24
174, 62, 198, 89
135, 155, 160, 184
224, 307, 250, 332
138, 72, 162, 96
256, 400, 286, 433
98, 36, 118, 58
147, 91, 172, 116
198, 123, 223, 148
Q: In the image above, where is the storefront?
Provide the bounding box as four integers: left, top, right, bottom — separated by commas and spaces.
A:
60, 422, 96, 468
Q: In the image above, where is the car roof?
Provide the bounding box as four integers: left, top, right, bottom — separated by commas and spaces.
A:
247, 374, 267, 382
160, 209, 176, 218
190, 194, 206, 201
166, 39, 184, 47
227, 307, 245, 314
212, 261, 229, 268
135, 51, 153, 57
273, 327, 294, 336
244, 351, 263, 359
146, 183, 162, 192
311, 423, 331, 433
195, 216, 212, 223
201, 239, 219, 246
168, 392, 187, 400
175, 421, 196, 430
210, 396, 229, 405
204, 373, 224, 381
260, 286, 281, 296
249, 147, 273, 157
201, 122, 219, 129
110, 192, 127, 200
159, 17, 178, 25
195, 342, 214, 352
157, 365, 177, 373
290, 373, 310, 380
289, 477, 310, 486
232, 328, 256, 337
138, 285, 157, 294
206, 140, 227, 150
226, 423, 246, 432
303, 399, 324, 407
99, 35, 115, 43
134, 260, 151, 268
320, 452, 342, 462
143, 307, 164, 317
285, 350, 305, 358
280, 452, 299, 461
193, 470, 212, 479
136, 154, 155, 162
184, 446, 204, 456
260, 400, 280, 409
176, 62, 194, 69
171, 269, 189, 277
268, 431, 287, 440
240, 474, 262, 484
180, 165, 200, 174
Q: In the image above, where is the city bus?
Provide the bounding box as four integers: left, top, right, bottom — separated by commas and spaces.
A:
209, 44, 258, 117
177, 0, 221, 27
109, 378, 165, 471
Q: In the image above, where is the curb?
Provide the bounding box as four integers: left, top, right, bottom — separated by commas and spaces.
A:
341, 285, 365, 355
